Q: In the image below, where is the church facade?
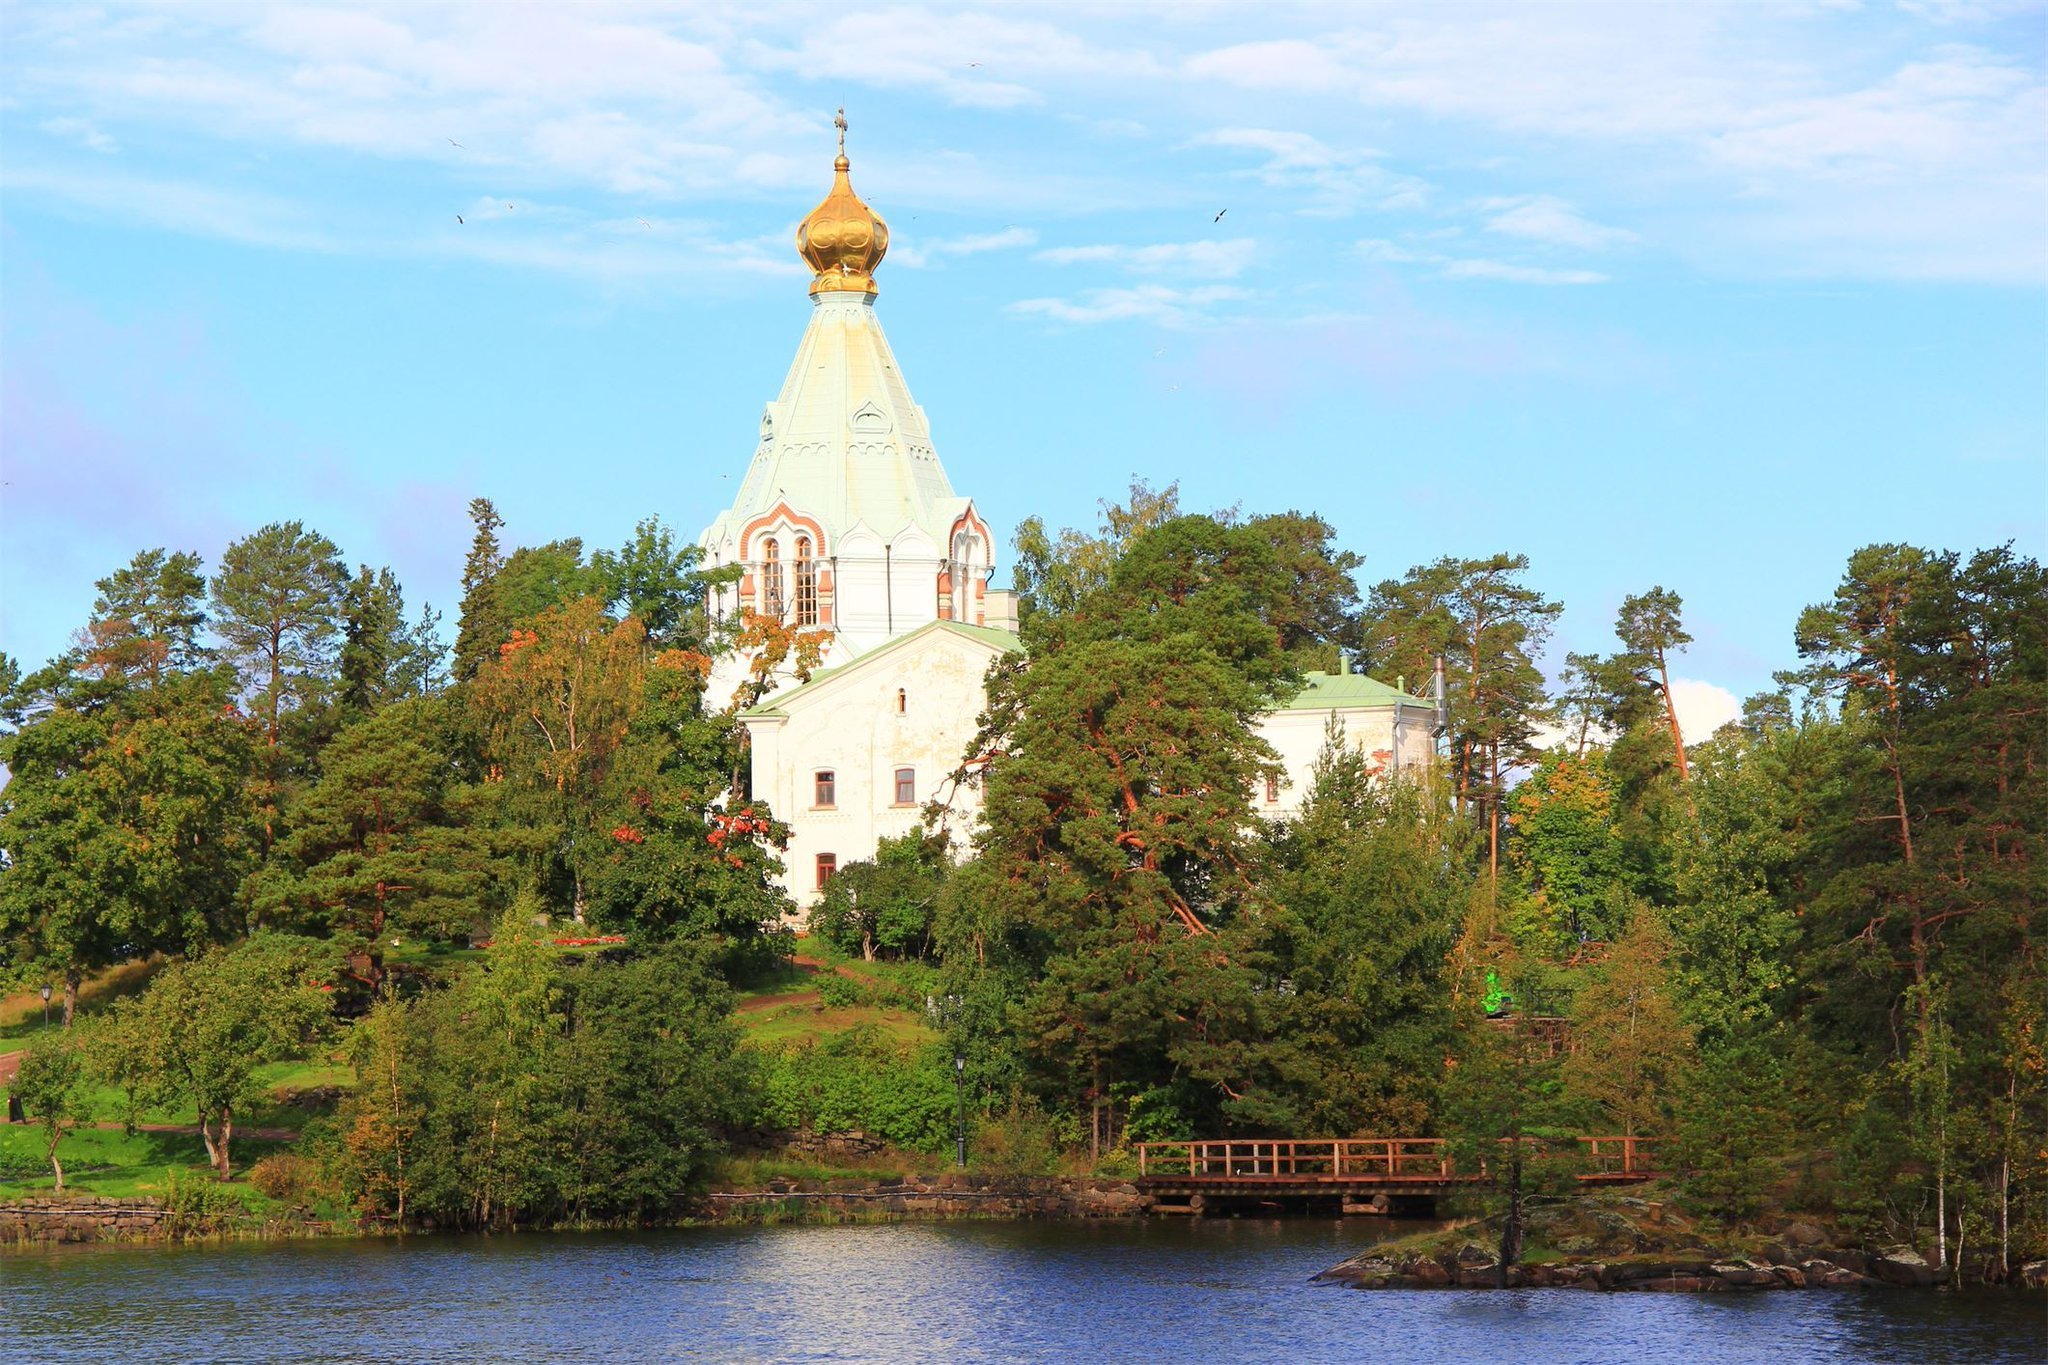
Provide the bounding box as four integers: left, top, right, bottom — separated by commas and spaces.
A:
700, 127, 1436, 914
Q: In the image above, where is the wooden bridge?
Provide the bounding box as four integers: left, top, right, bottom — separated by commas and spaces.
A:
1134, 1137, 1660, 1215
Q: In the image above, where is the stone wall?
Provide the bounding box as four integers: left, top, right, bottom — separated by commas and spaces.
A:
1, 1196, 168, 1243
697, 1173, 1151, 1222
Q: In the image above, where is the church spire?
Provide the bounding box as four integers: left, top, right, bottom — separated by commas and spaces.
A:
796, 110, 889, 297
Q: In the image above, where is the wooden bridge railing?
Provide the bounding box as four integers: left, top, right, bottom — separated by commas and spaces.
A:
1134, 1136, 1660, 1181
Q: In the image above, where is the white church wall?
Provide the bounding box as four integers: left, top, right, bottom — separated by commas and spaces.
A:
747, 627, 1005, 915
1255, 704, 1437, 818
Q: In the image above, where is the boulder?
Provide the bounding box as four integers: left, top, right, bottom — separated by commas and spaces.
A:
1801, 1259, 1871, 1289
1782, 1221, 1828, 1248
1871, 1249, 1937, 1288
1455, 1242, 1497, 1268
1769, 1265, 1807, 1289
1406, 1259, 1451, 1288
1709, 1261, 1779, 1288
1815, 1248, 1869, 1275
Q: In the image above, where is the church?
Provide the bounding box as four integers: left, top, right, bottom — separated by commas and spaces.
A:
699, 125, 1437, 914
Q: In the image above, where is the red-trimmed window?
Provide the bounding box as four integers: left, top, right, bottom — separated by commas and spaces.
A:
761, 538, 784, 618
814, 770, 836, 808
894, 767, 916, 805
815, 853, 837, 889
1265, 774, 1280, 803
794, 535, 818, 627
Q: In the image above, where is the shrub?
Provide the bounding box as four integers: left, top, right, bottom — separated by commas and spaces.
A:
246, 1152, 322, 1203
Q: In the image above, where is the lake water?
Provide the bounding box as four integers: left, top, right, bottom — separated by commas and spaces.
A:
3, 1219, 2040, 1362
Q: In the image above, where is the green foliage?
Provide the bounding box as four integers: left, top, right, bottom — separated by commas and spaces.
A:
753, 1027, 958, 1153
1505, 750, 1632, 946
255, 696, 512, 949
809, 829, 949, 961
329, 910, 749, 1228
1361, 553, 1561, 873
1672, 1035, 1784, 1223
1263, 737, 1470, 1134
209, 520, 348, 745
1564, 912, 1694, 1138
0, 662, 257, 1010
9, 1029, 94, 1190
98, 934, 336, 1180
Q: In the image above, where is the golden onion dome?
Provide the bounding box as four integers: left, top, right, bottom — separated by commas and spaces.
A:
797, 111, 889, 296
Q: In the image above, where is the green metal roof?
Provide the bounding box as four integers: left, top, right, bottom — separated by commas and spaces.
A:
1276, 670, 1427, 711
742, 620, 1022, 718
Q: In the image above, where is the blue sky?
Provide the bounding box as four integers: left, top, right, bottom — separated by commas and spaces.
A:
3, 1, 2043, 735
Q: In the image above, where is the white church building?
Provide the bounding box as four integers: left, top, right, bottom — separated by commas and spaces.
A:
700, 126, 1436, 913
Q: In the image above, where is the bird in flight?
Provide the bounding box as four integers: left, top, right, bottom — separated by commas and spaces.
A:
448, 138, 464, 149
638, 218, 652, 229
1214, 209, 1228, 222
456, 214, 464, 225
506, 203, 515, 211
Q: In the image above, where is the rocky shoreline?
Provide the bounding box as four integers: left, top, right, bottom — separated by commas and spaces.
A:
1314, 1192, 2048, 1293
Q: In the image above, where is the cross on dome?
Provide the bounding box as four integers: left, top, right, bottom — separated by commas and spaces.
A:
797, 111, 889, 297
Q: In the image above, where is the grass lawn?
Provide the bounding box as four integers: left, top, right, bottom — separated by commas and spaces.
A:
0, 960, 163, 1042
742, 1003, 938, 1049
0, 1122, 293, 1206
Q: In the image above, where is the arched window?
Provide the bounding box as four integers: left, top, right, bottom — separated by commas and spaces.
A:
760, 538, 784, 618
794, 536, 818, 626
950, 530, 979, 622
896, 688, 907, 714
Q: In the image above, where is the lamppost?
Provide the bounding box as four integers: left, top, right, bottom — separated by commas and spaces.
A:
953, 1054, 967, 1170
39, 983, 52, 1030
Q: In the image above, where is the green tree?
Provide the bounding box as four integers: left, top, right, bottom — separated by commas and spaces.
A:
209, 521, 348, 749
1672, 1034, 1784, 1222
1615, 587, 1694, 784
1564, 912, 1695, 1138
258, 697, 509, 961
1362, 554, 1560, 881
472, 597, 647, 922
0, 666, 257, 1021
1505, 749, 1632, 947
9, 1030, 94, 1191
1265, 728, 1469, 1134
1441, 1015, 1587, 1278
338, 565, 445, 717
81, 548, 210, 683
810, 829, 951, 961
948, 515, 1300, 1149
100, 935, 335, 1179
453, 497, 508, 683
1009, 477, 1181, 620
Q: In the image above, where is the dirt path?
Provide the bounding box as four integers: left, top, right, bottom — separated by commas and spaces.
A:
734, 955, 868, 1015
0, 1051, 20, 1087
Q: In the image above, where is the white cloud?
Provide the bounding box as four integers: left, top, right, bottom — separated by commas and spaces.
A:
1482, 195, 1636, 250
1035, 238, 1256, 277
39, 117, 117, 154
892, 226, 1038, 268
1191, 127, 1430, 216
1007, 284, 1249, 327
1360, 238, 1611, 285
1440, 259, 1609, 285
1669, 677, 1744, 745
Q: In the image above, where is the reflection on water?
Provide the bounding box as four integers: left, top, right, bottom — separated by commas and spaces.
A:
3, 1219, 2041, 1363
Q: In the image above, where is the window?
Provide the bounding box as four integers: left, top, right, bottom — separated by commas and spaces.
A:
814, 770, 836, 808
894, 767, 916, 805
896, 688, 907, 714
1265, 774, 1280, 804
949, 530, 979, 622
794, 536, 818, 626
815, 853, 837, 889
760, 538, 784, 618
